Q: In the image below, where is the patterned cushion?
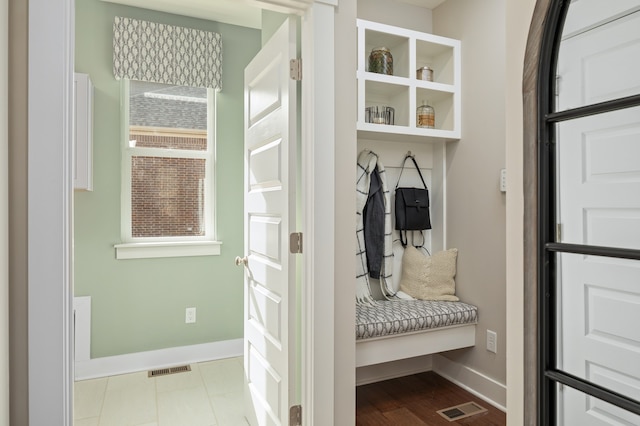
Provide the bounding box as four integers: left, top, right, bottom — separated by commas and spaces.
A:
356, 300, 478, 340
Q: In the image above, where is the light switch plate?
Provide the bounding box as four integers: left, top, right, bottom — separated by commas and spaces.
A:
500, 169, 507, 192
487, 330, 497, 353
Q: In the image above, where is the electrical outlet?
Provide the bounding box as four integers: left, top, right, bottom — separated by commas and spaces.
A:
185, 307, 196, 324
487, 330, 497, 353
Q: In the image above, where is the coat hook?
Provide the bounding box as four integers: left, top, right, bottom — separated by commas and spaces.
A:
407, 151, 414, 158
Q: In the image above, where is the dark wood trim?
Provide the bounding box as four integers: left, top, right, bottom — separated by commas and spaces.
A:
522, 1, 552, 425
8, 0, 30, 423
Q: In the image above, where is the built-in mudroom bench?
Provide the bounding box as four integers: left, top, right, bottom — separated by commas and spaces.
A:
355, 18, 475, 377
356, 300, 477, 367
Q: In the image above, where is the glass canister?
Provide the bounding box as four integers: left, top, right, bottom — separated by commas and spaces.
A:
368, 47, 393, 75
417, 66, 433, 82
416, 100, 435, 129
365, 106, 395, 125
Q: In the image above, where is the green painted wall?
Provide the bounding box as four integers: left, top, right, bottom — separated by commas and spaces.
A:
74, 0, 261, 358
261, 10, 288, 46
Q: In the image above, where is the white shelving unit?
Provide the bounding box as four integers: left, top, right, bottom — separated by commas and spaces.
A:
356, 19, 462, 253
357, 19, 461, 143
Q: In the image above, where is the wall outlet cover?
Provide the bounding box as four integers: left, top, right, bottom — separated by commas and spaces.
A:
185, 307, 196, 324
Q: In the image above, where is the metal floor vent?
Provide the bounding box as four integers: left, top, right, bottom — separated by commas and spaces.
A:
147, 364, 191, 378
437, 401, 488, 422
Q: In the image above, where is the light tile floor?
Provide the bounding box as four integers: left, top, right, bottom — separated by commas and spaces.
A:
74, 357, 248, 426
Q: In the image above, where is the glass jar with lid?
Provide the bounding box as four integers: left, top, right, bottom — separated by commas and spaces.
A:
417, 66, 433, 82
416, 100, 435, 129
368, 47, 393, 75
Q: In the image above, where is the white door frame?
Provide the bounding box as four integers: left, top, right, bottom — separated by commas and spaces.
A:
27, 0, 339, 424
27, 0, 75, 423
300, 2, 339, 424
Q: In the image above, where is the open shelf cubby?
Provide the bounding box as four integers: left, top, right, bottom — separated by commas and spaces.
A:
357, 19, 461, 142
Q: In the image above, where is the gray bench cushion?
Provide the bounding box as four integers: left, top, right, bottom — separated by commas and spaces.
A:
356, 300, 478, 340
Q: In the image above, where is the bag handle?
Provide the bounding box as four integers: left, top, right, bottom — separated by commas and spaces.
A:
395, 153, 428, 190
399, 229, 426, 248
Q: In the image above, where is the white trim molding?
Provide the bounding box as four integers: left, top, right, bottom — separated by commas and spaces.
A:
356, 355, 433, 386
249, 0, 314, 14
75, 339, 243, 381
119, 80, 218, 249
302, 1, 340, 424
28, 0, 74, 423
73, 297, 92, 362
433, 354, 507, 412
115, 240, 222, 259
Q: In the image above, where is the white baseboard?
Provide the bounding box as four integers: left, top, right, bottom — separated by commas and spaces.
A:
356, 355, 433, 386
74, 338, 243, 381
73, 296, 91, 362
433, 354, 507, 412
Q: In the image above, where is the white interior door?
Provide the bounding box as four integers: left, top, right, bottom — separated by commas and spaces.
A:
556, 8, 640, 424
241, 18, 298, 426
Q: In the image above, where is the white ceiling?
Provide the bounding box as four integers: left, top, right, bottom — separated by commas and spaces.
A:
102, 0, 263, 29
102, 0, 447, 30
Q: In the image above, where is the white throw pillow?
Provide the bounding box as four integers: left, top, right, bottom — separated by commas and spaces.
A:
399, 247, 459, 301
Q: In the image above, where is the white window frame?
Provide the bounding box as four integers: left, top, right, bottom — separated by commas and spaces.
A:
115, 79, 221, 259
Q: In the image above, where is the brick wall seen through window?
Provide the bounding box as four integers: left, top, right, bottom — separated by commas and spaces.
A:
127, 80, 211, 239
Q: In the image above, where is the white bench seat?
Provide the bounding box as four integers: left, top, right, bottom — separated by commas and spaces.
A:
356, 300, 478, 367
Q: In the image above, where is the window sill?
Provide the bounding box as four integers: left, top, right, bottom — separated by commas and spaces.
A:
115, 241, 222, 260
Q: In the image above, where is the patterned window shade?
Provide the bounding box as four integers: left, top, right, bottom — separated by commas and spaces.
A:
113, 16, 222, 90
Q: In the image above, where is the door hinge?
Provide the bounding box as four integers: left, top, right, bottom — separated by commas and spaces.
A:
556, 224, 562, 242
289, 232, 303, 254
290, 405, 302, 426
290, 58, 302, 81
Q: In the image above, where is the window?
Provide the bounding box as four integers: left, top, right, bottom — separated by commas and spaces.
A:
115, 80, 220, 259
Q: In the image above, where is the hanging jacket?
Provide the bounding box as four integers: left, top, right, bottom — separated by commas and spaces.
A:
356, 149, 394, 304
363, 167, 384, 278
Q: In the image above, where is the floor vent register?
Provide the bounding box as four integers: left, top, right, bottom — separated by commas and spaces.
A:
437, 401, 488, 422
147, 364, 192, 378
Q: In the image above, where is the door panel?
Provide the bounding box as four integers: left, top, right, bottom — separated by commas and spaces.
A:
557, 9, 640, 112
559, 383, 640, 425
557, 106, 640, 250
562, 0, 640, 39
249, 139, 283, 191
558, 254, 640, 377
249, 215, 282, 261
556, 9, 640, 423
243, 18, 297, 426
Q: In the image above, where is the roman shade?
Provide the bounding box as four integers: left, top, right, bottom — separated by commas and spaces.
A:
113, 16, 222, 90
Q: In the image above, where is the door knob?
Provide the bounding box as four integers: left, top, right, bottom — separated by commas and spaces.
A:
235, 256, 248, 267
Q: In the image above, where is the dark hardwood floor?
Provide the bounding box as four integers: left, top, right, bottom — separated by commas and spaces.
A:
356, 372, 506, 425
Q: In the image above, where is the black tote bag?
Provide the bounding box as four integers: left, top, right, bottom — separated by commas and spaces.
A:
395, 154, 432, 247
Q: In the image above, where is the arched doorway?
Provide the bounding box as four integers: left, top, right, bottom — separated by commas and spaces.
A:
524, 0, 640, 424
